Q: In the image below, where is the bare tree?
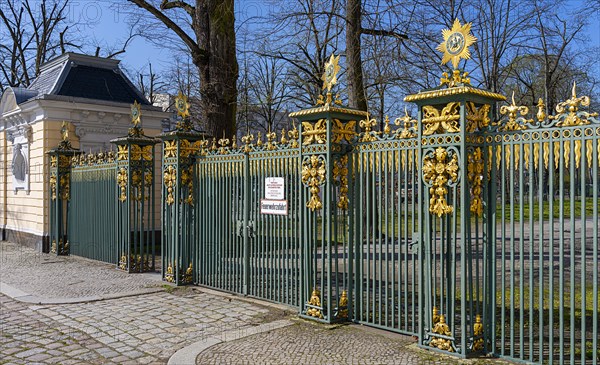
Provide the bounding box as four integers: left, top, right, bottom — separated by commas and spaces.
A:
128, 0, 238, 138
0, 0, 76, 91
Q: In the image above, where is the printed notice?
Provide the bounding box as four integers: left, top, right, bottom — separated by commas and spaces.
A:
260, 199, 288, 215
265, 177, 285, 200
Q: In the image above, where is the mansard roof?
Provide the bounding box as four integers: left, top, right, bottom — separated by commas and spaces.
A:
14, 53, 149, 106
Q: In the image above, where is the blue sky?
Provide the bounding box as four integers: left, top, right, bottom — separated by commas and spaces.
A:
70, 0, 600, 76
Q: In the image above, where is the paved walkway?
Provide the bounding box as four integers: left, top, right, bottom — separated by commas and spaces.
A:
0, 241, 514, 364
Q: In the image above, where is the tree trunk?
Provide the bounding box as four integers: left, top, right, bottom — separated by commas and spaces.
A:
193, 0, 238, 138
345, 0, 367, 111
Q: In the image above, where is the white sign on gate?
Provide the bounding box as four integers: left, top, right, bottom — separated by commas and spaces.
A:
260, 199, 288, 215
264, 177, 285, 200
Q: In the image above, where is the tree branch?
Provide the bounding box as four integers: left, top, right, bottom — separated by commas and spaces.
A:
127, 0, 206, 61
160, 0, 195, 16
361, 27, 408, 40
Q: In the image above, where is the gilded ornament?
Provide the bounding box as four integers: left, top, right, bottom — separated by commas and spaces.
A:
430, 314, 454, 352
467, 148, 484, 217
117, 145, 128, 160
175, 92, 190, 119
265, 130, 277, 151
466, 102, 491, 132
302, 119, 327, 145
181, 166, 194, 205
536, 98, 547, 123
332, 119, 356, 143
165, 262, 175, 283
241, 132, 254, 152
440, 70, 471, 87
50, 155, 57, 168
131, 100, 142, 126
60, 121, 69, 141
383, 115, 391, 135
333, 155, 349, 210
422, 147, 459, 217
50, 174, 57, 200
322, 54, 341, 92
499, 92, 531, 131
359, 116, 378, 142
280, 128, 288, 144
164, 165, 177, 205
117, 168, 128, 202
130, 145, 153, 161
472, 314, 484, 352
422, 102, 460, 135
288, 122, 300, 148
301, 155, 326, 211
59, 174, 71, 200
550, 81, 598, 126
306, 288, 324, 318
164, 140, 177, 158
432, 306, 440, 325
218, 132, 230, 154
231, 135, 238, 149
437, 19, 477, 70
394, 107, 417, 139
337, 290, 348, 318
183, 263, 193, 284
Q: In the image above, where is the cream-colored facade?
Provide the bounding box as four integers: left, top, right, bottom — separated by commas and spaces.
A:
0, 53, 169, 250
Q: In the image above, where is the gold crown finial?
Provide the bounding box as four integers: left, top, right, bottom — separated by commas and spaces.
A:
322, 54, 341, 92
436, 19, 477, 69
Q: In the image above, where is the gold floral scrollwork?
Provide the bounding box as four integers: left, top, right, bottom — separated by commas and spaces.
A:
394, 107, 417, 139
467, 148, 484, 217
50, 156, 57, 168
302, 119, 326, 145
164, 165, 177, 205
117, 168, 128, 202
218, 134, 231, 154
301, 155, 326, 211
422, 102, 460, 135
422, 147, 459, 217
333, 155, 349, 210
181, 166, 194, 205
359, 116, 378, 142
50, 173, 57, 200
306, 288, 323, 319
117, 145, 128, 160
466, 102, 491, 132
332, 119, 356, 143
164, 140, 177, 158
499, 92, 530, 131
550, 81, 598, 126
59, 174, 70, 200
241, 133, 254, 153
430, 314, 454, 352
472, 314, 484, 352
130, 145, 153, 161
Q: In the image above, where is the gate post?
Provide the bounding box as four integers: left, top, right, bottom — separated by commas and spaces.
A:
404, 20, 505, 357
289, 55, 367, 323
47, 122, 82, 255
158, 94, 205, 285
110, 102, 160, 273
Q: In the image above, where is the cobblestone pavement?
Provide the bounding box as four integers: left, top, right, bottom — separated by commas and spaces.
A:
195, 321, 514, 365
1, 289, 286, 364
1, 240, 516, 365
0, 241, 163, 300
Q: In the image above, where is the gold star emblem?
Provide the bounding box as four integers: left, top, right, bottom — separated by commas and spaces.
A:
322, 54, 341, 92
436, 19, 477, 69
175, 92, 190, 118
131, 101, 142, 126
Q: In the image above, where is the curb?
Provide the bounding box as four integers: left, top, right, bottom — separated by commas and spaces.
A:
0, 281, 165, 305
168, 319, 294, 365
